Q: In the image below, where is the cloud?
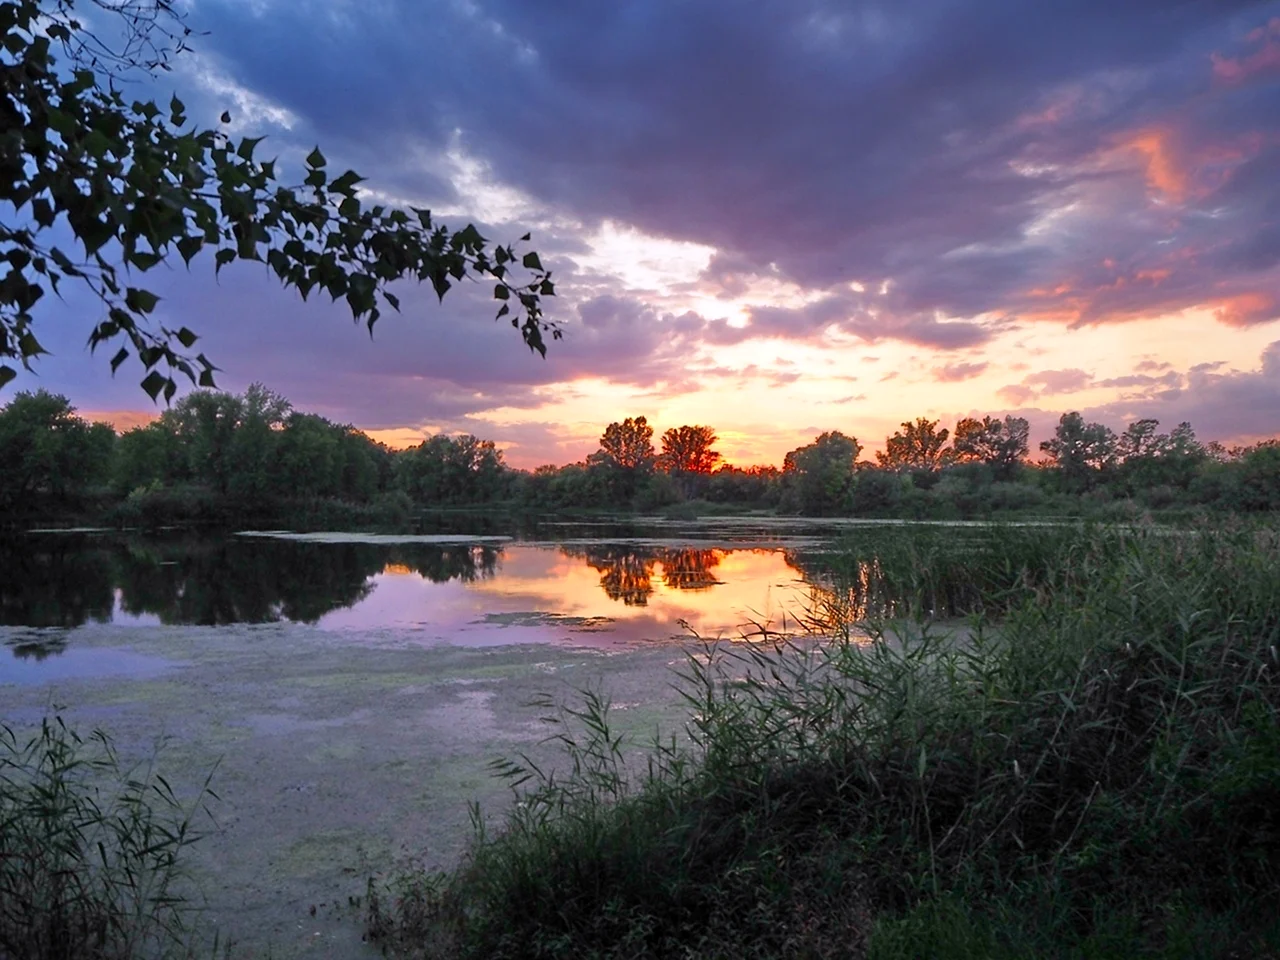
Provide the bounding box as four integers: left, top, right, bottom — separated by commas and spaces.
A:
1022, 368, 1094, 394
184, 0, 1279, 344
1082, 340, 1280, 444
997, 384, 1038, 406
933, 361, 989, 382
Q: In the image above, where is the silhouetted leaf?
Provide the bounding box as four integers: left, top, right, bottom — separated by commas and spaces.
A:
140, 370, 167, 401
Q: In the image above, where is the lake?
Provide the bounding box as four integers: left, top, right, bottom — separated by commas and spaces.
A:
1, 517, 900, 678
0, 517, 1021, 957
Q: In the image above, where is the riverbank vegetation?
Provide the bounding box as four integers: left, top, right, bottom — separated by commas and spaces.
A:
0, 718, 215, 960
3, 387, 1279, 530
367, 523, 1280, 958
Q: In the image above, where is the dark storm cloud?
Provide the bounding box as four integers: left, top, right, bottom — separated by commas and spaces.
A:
185, 0, 1280, 339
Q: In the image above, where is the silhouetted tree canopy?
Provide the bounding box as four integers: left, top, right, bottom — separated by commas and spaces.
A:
659, 426, 721, 474
2, 387, 1278, 525
877, 418, 951, 472
0, 0, 554, 398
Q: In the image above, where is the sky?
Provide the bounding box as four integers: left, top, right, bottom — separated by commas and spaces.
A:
13, 0, 1280, 468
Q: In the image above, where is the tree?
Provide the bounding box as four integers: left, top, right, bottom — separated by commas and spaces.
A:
598, 417, 656, 472
395, 434, 508, 505
877, 418, 952, 472
952, 415, 1029, 480
594, 415, 656, 501
1, 0, 555, 398
1237, 443, 1280, 511
113, 420, 180, 493
781, 431, 861, 515
658, 426, 721, 475
0, 389, 114, 508
1112, 419, 1206, 494
1039, 412, 1117, 491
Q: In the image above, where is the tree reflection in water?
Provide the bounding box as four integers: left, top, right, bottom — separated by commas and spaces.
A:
563, 546, 724, 607
3, 533, 848, 659
1, 535, 502, 640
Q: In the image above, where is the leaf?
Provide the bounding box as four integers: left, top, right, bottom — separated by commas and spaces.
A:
198, 369, 217, 388
494, 284, 509, 300
522, 252, 543, 271
220, 110, 231, 123
236, 136, 265, 161
32, 198, 55, 228
124, 288, 160, 314
330, 170, 364, 195
176, 327, 199, 348
305, 147, 326, 168
0, 365, 15, 389
141, 370, 167, 402
215, 249, 235, 273
110, 348, 129, 373
177, 236, 203, 265
18, 332, 45, 359
129, 251, 162, 270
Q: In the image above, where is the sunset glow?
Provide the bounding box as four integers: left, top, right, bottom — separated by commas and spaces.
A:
11, 0, 1280, 467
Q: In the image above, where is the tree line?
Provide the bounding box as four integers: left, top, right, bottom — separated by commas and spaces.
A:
2, 386, 1279, 525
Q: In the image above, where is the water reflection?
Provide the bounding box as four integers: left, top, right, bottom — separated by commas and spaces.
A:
566, 547, 723, 606
2, 533, 823, 657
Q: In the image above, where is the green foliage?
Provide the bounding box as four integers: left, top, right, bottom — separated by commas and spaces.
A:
394, 434, 509, 505
0, 390, 113, 513
368, 525, 1280, 958
3, 386, 1278, 525
877, 417, 952, 471
780, 430, 861, 515
0, 715, 216, 959
0, 0, 554, 397
1040, 412, 1118, 492
952, 415, 1029, 480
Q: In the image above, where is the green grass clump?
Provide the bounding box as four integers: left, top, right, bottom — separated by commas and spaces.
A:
369, 523, 1280, 959
0, 718, 216, 960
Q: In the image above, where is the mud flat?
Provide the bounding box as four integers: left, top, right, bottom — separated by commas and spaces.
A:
1, 624, 699, 958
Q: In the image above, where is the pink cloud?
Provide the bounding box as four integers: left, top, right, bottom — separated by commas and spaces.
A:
1212, 18, 1280, 86
932, 361, 989, 382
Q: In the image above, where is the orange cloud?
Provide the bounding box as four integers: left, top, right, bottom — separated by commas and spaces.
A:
1120, 128, 1189, 201
1213, 293, 1278, 328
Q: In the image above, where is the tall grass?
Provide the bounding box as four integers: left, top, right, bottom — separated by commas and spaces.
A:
369, 523, 1280, 959
0, 718, 217, 960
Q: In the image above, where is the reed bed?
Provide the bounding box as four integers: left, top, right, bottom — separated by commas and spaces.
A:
369, 523, 1280, 959
0, 719, 216, 960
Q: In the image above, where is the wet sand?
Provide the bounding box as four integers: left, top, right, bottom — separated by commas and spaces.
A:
2, 625, 699, 958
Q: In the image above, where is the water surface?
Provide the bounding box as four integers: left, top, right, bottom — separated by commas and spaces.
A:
2, 522, 847, 673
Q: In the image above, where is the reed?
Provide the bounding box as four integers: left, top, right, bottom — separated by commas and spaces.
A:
368, 522, 1280, 958
0, 718, 217, 960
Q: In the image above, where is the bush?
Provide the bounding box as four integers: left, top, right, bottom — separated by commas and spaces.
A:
0, 717, 216, 960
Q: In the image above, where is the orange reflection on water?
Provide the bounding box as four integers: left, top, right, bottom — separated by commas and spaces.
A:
455, 545, 813, 644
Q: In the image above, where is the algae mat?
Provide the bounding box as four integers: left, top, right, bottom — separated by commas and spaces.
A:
1, 623, 697, 958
